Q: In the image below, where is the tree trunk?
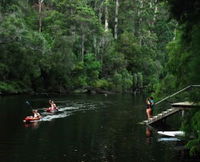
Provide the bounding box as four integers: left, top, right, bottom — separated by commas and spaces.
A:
138, 0, 144, 46
153, 0, 158, 23
100, 37, 105, 64
114, 0, 119, 39
93, 35, 97, 57
81, 34, 85, 62
105, 0, 109, 32
38, 0, 43, 32
98, 3, 103, 23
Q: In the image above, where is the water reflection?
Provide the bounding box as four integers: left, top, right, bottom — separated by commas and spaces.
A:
24, 122, 40, 129
146, 127, 152, 144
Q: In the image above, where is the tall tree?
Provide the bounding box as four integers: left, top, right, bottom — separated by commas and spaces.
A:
38, 0, 43, 32
114, 0, 119, 39
104, 0, 109, 32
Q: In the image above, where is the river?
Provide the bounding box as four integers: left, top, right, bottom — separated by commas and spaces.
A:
0, 94, 195, 162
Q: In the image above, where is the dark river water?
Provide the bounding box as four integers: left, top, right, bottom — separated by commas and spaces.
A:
0, 94, 196, 162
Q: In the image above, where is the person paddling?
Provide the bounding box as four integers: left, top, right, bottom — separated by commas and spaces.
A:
51, 100, 57, 110
48, 100, 58, 111
23, 110, 42, 123
33, 110, 42, 119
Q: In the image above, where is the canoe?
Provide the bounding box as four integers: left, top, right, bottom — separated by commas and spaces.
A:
157, 131, 184, 137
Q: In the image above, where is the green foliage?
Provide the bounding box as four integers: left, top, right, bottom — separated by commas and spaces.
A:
155, 0, 200, 155
70, 62, 87, 88
187, 139, 200, 155
0, 0, 173, 94
84, 53, 102, 85
153, 74, 177, 100
0, 82, 18, 94
0, 63, 9, 80
0, 81, 30, 94
94, 79, 111, 90
181, 110, 200, 155
71, 53, 101, 88
111, 70, 133, 92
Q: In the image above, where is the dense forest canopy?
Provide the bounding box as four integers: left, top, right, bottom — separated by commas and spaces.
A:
0, 0, 175, 94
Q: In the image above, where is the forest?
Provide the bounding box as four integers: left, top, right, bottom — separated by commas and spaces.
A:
0, 0, 175, 94
1, 0, 200, 155
154, 0, 200, 155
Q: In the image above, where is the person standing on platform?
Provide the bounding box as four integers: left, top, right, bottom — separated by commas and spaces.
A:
146, 97, 152, 119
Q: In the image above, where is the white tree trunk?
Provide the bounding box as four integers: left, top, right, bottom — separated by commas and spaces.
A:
153, 0, 158, 22
38, 0, 43, 32
114, 0, 119, 39
138, 0, 143, 46
105, 0, 109, 32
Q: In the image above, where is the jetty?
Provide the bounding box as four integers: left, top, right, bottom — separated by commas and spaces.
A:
141, 102, 199, 125
140, 85, 200, 125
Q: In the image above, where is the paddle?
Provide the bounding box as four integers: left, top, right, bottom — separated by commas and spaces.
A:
25, 101, 42, 118
25, 101, 33, 109
25, 101, 39, 111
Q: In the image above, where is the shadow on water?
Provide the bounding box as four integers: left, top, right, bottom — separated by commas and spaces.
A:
0, 94, 199, 162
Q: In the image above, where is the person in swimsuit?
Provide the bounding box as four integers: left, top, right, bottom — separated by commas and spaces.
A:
149, 96, 154, 115
146, 97, 152, 119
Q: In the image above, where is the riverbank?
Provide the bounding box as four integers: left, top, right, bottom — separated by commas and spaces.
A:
0, 83, 145, 96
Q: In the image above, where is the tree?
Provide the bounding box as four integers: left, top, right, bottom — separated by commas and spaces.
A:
155, 0, 200, 154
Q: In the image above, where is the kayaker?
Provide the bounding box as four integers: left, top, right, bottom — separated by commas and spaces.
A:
33, 110, 41, 118
23, 110, 41, 123
49, 100, 58, 110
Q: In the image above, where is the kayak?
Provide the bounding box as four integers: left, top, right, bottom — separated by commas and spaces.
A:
45, 107, 58, 112
23, 116, 42, 123
157, 131, 185, 137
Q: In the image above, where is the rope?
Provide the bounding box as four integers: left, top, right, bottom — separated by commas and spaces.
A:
155, 85, 200, 105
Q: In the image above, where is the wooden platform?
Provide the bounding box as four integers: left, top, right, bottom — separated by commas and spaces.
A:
140, 108, 181, 125
140, 101, 200, 125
